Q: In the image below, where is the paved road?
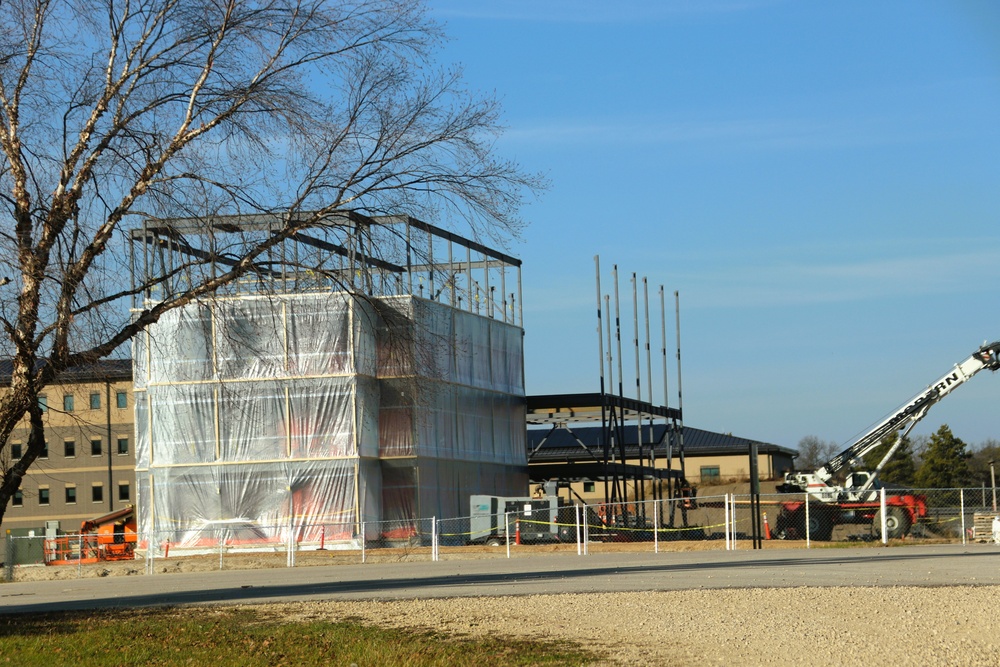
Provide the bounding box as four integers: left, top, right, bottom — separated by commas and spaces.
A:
2, 543, 999, 615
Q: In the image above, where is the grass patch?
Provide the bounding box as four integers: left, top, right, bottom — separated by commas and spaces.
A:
0, 607, 597, 666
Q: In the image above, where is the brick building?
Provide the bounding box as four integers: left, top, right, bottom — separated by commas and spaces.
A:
2, 360, 135, 542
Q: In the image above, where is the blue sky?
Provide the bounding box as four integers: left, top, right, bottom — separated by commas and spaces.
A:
426, 1, 1000, 451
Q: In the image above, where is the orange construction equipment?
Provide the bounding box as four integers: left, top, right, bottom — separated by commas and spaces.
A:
43, 507, 137, 566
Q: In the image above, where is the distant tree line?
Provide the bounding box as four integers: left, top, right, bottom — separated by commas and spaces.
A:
795, 427, 1000, 489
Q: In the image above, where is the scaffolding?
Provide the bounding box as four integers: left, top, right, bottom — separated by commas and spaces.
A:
131, 213, 526, 551
524, 258, 693, 530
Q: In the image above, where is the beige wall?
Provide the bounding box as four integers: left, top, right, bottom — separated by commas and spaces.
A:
549, 452, 789, 506
4, 379, 135, 533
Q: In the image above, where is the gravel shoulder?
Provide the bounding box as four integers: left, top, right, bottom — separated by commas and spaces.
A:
258, 586, 1000, 666
7, 542, 1000, 666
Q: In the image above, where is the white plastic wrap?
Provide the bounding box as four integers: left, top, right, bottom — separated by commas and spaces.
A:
136, 291, 526, 546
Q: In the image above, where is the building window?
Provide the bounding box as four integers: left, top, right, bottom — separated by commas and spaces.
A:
116, 391, 127, 409
10, 442, 21, 459
700, 466, 721, 485
12, 490, 22, 507
38, 395, 47, 412
39, 488, 50, 505
117, 437, 129, 455
92, 485, 103, 503
64, 440, 75, 458
40, 442, 48, 459
63, 394, 74, 412
65, 487, 77, 504
91, 438, 102, 457
118, 483, 130, 502
90, 393, 101, 410
583, 482, 595, 493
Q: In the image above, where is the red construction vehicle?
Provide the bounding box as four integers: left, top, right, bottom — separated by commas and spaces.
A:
43, 507, 137, 565
775, 340, 1000, 540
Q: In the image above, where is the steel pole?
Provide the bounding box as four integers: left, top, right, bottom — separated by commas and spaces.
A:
990, 460, 997, 513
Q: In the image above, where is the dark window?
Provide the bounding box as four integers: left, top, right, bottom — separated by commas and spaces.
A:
39, 488, 50, 505
700, 466, 721, 485
40, 442, 48, 459
116, 391, 127, 409
117, 437, 129, 455
10, 442, 21, 459
12, 490, 22, 507
64, 440, 75, 457
38, 395, 47, 412
91, 439, 102, 456
92, 485, 103, 503
583, 482, 595, 493
65, 487, 76, 504
63, 394, 74, 412
90, 393, 101, 410
118, 484, 130, 502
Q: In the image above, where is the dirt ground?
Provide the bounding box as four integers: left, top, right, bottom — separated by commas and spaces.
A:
257, 586, 1000, 666
9, 484, 993, 666
4, 540, 744, 581
10, 540, 1000, 666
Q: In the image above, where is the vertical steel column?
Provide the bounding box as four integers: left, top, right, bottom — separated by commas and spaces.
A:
427, 228, 434, 300
659, 286, 673, 517
406, 221, 413, 295
595, 257, 610, 508
484, 258, 491, 317
516, 266, 523, 326
631, 274, 643, 507
466, 246, 473, 313
501, 264, 508, 323
448, 240, 455, 307
643, 278, 656, 504
674, 291, 686, 488
604, 294, 615, 506
612, 267, 627, 514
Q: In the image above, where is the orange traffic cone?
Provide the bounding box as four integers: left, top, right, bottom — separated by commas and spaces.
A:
763, 512, 771, 540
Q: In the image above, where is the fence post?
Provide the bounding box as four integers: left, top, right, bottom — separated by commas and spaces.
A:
5, 530, 12, 582
505, 511, 511, 559
960, 488, 966, 546
361, 521, 366, 564
724, 494, 730, 551
432, 516, 438, 562
583, 504, 589, 555
653, 499, 659, 554
732, 495, 738, 550
77, 532, 83, 578
805, 493, 811, 549
575, 504, 582, 556
880, 487, 888, 545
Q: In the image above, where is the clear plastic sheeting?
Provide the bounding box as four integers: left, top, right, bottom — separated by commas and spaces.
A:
143, 460, 361, 551
135, 291, 526, 549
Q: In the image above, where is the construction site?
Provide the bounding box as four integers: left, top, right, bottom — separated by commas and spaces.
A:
125, 212, 545, 553
14, 212, 992, 571
116, 210, 696, 558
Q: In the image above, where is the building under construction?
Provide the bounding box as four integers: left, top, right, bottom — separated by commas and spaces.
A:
130, 213, 527, 549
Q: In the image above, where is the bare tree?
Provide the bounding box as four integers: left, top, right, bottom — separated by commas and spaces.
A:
794, 435, 839, 471
0, 0, 541, 526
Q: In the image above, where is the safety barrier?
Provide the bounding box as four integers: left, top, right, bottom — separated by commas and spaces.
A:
4, 487, 999, 581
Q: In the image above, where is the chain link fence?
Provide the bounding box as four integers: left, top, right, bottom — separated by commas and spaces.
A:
5, 487, 1000, 581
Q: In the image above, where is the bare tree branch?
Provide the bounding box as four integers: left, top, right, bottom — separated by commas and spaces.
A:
0, 0, 544, 526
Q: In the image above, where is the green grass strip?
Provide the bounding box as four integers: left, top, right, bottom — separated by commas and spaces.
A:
0, 607, 596, 666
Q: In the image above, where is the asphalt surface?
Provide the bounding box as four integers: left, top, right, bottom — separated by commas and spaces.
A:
2, 543, 999, 615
